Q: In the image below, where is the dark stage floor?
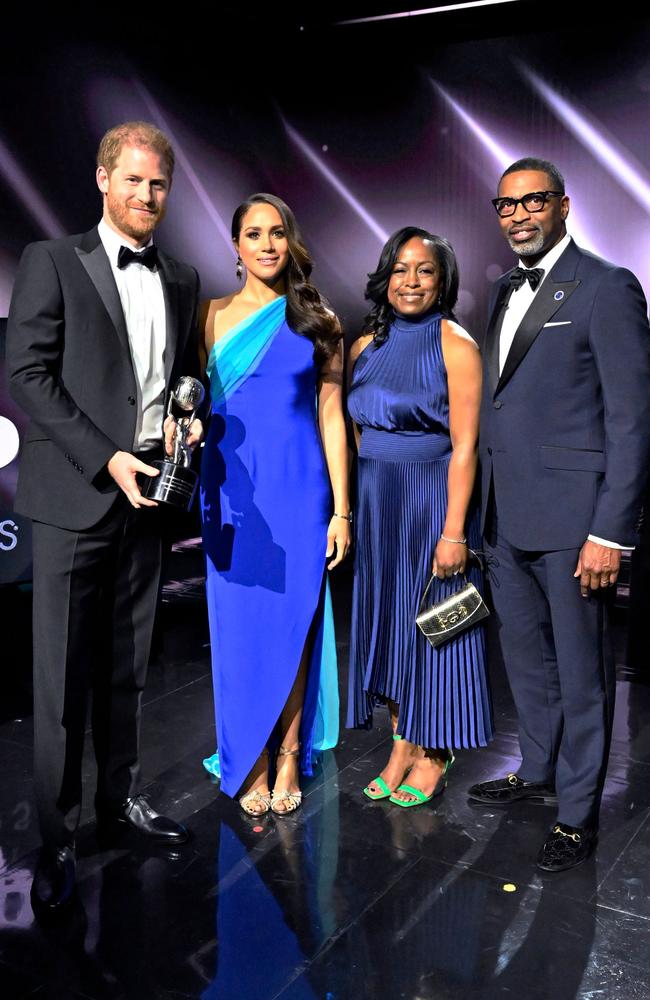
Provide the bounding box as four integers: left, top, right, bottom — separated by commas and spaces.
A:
2, 546, 650, 1000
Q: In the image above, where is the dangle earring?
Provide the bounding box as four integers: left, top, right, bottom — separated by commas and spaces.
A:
236, 255, 243, 281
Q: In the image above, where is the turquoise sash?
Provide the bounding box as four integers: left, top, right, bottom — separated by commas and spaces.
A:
207, 296, 287, 406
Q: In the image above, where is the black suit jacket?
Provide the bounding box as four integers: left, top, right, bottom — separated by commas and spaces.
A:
479, 239, 650, 550
6, 227, 200, 530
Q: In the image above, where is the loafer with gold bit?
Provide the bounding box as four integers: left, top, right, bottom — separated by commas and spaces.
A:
536, 823, 597, 872
468, 773, 557, 805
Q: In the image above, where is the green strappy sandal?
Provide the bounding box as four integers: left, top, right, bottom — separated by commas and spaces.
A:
363, 734, 409, 800
389, 751, 455, 808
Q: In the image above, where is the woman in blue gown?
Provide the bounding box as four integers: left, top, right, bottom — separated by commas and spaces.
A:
199, 194, 350, 815
347, 227, 493, 808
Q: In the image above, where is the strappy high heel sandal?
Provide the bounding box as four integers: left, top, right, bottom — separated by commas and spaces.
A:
389, 749, 455, 808
363, 733, 411, 800
271, 745, 303, 816
239, 749, 272, 816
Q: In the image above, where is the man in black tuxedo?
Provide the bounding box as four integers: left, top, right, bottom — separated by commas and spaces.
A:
7, 121, 202, 913
470, 157, 650, 871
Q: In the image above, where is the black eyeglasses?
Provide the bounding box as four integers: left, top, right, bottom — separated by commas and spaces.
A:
491, 190, 564, 218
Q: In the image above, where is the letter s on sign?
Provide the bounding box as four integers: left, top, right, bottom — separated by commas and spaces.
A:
0, 520, 19, 552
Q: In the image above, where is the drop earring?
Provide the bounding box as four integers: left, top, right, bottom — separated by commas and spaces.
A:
236, 256, 243, 281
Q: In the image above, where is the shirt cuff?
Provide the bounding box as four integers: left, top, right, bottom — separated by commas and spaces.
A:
587, 534, 635, 551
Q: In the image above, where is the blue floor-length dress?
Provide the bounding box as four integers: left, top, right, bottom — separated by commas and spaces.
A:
347, 311, 493, 749
200, 296, 339, 798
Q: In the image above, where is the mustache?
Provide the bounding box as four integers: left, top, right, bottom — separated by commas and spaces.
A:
508, 224, 541, 236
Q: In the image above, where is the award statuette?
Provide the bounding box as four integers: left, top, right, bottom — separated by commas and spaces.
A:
142, 376, 205, 511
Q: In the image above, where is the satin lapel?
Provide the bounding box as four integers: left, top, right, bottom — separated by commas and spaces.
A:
75, 229, 131, 356
497, 277, 580, 392
157, 252, 180, 387
485, 281, 510, 394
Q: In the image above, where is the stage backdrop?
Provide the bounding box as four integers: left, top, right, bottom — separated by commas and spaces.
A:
2, 10, 649, 580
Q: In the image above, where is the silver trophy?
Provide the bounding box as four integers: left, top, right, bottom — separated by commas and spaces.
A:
142, 376, 205, 511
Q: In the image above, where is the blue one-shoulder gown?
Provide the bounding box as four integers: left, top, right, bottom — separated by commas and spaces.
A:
201, 298, 339, 798
347, 312, 493, 749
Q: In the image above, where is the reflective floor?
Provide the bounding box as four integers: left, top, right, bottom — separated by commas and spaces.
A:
2, 551, 650, 1000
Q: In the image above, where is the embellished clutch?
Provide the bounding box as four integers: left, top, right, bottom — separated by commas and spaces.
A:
416, 552, 489, 648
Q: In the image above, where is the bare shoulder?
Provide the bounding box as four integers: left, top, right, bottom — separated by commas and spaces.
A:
202, 292, 245, 348
349, 333, 374, 365
441, 318, 479, 351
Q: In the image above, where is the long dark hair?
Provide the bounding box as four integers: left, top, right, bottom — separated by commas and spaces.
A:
231, 193, 341, 364
364, 226, 459, 345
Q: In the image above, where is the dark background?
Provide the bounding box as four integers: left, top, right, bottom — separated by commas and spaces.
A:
1, 4, 650, 585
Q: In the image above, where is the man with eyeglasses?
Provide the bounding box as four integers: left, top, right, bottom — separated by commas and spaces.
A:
469, 156, 650, 871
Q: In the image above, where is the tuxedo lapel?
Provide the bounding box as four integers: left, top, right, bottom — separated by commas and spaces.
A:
496, 242, 581, 394
75, 228, 132, 358
485, 281, 510, 394
157, 251, 180, 387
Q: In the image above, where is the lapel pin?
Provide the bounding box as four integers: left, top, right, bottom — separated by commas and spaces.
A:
554, 290, 565, 301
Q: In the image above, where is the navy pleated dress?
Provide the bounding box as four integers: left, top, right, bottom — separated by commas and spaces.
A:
347, 311, 493, 750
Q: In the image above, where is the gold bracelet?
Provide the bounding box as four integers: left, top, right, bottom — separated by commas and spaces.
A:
440, 533, 466, 544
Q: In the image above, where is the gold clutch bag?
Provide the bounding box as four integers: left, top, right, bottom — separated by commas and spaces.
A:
416, 552, 489, 649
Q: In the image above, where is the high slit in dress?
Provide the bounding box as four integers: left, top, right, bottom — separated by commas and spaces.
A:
200, 296, 338, 797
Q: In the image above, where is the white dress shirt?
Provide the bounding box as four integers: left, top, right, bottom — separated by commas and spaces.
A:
498, 233, 629, 551
498, 233, 572, 375
98, 219, 167, 451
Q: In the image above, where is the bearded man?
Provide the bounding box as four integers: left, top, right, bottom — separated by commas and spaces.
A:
470, 157, 650, 871
7, 121, 202, 915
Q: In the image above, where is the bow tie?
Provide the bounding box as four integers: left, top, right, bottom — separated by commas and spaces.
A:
509, 266, 544, 291
117, 244, 158, 270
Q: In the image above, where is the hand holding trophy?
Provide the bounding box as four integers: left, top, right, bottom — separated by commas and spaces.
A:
142, 376, 205, 510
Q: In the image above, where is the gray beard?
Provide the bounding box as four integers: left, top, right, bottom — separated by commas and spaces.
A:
508, 229, 544, 257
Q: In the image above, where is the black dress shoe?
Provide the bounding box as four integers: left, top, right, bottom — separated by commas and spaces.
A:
468, 773, 557, 805
31, 845, 76, 917
96, 794, 189, 845
536, 823, 597, 872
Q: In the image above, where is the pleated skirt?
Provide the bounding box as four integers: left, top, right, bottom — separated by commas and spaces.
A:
347, 429, 494, 749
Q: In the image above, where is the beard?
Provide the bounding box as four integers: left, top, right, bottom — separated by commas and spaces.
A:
507, 226, 545, 257
105, 192, 165, 243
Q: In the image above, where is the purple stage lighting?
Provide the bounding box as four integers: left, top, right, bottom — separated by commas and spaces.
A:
283, 122, 389, 244
433, 81, 598, 254
433, 83, 515, 168
0, 137, 64, 239
134, 80, 234, 253
523, 68, 650, 215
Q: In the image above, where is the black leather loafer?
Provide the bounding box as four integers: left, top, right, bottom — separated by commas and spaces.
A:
536, 823, 597, 872
468, 773, 557, 805
97, 794, 190, 845
30, 844, 76, 917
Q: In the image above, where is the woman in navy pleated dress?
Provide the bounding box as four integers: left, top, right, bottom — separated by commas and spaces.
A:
347, 227, 493, 808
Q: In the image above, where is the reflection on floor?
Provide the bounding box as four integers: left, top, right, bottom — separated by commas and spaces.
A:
1, 550, 650, 1000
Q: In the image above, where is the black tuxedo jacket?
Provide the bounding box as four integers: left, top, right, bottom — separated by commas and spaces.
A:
480, 239, 650, 550
6, 227, 200, 530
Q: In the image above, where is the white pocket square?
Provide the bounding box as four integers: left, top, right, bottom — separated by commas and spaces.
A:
543, 320, 572, 327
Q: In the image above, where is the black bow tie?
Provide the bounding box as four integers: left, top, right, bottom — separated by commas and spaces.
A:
117, 244, 158, 270
509, 266, 544, 291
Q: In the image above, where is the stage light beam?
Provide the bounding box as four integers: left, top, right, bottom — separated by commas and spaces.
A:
0, 137, 64, 239
432, 82, 515, 169
338, 0, 521, 25
283, 122, 389, 244
133, 80, 234, 252
432, 81, 598, 253
523, 67, 650, 215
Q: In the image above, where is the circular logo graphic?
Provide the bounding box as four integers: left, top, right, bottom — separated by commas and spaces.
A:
0, 417, 20, 469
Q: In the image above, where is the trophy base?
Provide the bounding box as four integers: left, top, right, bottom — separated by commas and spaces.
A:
141, 460, 198, 511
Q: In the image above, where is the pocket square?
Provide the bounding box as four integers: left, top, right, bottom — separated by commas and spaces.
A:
543, 321, 572, 328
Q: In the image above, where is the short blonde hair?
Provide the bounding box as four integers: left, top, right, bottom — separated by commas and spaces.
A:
97, 121, 175, 179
